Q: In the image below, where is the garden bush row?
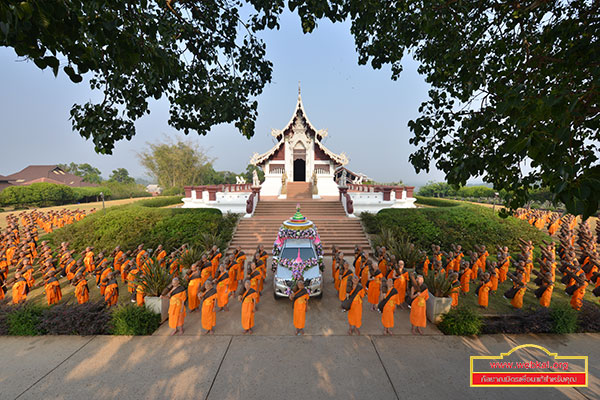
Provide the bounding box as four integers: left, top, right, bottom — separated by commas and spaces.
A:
45, 198, 238, 253
0, 182, 150, 207
361, 203, 550, 252
438, 302, 600, 336
0, 302, 161, 336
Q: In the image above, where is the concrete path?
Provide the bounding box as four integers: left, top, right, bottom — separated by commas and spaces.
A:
1, 334, 598, 400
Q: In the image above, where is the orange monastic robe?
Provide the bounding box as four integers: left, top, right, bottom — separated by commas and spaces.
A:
381, 288, 398, 328
211, 252, 222, 277
292, 288, 309, 330
241, 288, 258, 330
460, 269, 472, 293
75, 280, 89, 304
338, 271, 352, 301
187, 275, 202, 311
477, 281, 492, 308
368, 271, 383, 305
104, 281, 119, 307
12, 279, 28, 304
347, 288, 365, 328
540, 285, 553, 308
410, 289, 429, 328
216, 272, 230, 308
201, 288, 217, 331
228, 264, 239, 293
394, 272, 408, 305
450, 282, 460, 307
570, 282, 588, 311
168, 287, 187, 329
45, 278, 62, 305
511, 287, 526, 309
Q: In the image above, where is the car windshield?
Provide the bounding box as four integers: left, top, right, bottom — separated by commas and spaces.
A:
281, 247, 316, 260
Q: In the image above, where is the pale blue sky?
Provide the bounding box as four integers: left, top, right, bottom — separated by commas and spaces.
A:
0, 11, 447, 186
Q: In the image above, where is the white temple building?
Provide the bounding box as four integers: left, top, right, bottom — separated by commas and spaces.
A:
250, 87, 346, 198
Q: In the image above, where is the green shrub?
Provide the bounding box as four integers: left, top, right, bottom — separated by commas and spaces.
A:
414, 196, 460, 207
6, 304, 45, 336
438, 306, 483, 335
161, 186, 183, 196
111, 304, 161, 335
44, 201, 231, 254
136, 196, 183, 208
373, 204, 549, 251
550, 303, 578, 334
0, 183, 76, 207
72, 186, 112, 202
360, 211, 380, 234
103, 181, 148, 199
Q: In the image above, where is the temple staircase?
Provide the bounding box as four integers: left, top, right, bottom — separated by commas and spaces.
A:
228, 200, 370, 256
285, 182, 313, 199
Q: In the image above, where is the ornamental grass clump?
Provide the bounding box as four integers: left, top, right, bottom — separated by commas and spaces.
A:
134, 257, 178, 297
111, 304, 161, 335
550, 303, 578, 334
438, 306, 483, 336
423, 273, 452, 298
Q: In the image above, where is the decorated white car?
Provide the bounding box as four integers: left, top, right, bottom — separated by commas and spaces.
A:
272, 206, 324, 298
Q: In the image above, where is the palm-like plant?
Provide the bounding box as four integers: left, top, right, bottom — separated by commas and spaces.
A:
134, 257, 177, 296
372, 228, 423, 269
177, 246, 204, 270
423, 272, 452, 297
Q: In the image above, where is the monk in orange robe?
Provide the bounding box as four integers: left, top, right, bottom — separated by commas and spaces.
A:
83, 247, 95, 273
215, 264, 230, 311
104, 273, 119, 307
539, 280, 553, 308
44, 272, 62, 305
460, 265, 472, 294
346, 276, 365, 335
368, 266, 383, 310
155, 245, 167, 267
380, 279, 398, 335
210, 245, 222, 277
135, 245, 146, 268
359, 259, 370, 289
378, 247, 389, 277
353, 249, 363, 277
393, 262, 408, 309
477, 273, 492, 308
73, 274, 89, 304
187, 264, 202, 312
449, 272, 460, 307
334, 252, 344, 290
331, 246, 339, 281
11, 272, 28, 304
136, 280, 145, 307
164, 277, 187, 335
234, 248, 246, 284
199, 279, 218, 334
113, 246, 124, 273
248, 262, 262, 308
511, 285, 526, 309
570, 281, 588, 311
410, 275, 429, 335
227, 258, 239, 294
338, 262, 353, 302
239, 280, 258, 334
290, 280, 309, 335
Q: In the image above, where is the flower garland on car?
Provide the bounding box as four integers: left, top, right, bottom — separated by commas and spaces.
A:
280, 257, 320, 280
272, 227, 324, 259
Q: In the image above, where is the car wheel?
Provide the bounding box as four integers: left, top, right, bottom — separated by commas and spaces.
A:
273, 291, 282, 300
315, 291, 323, 299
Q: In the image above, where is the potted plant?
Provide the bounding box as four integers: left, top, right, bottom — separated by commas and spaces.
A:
423, 273, 453, 323
135, 257, 180, 323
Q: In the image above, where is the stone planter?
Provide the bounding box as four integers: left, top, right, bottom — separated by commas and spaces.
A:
145, 296, 170, 323
426, 293, 452, 324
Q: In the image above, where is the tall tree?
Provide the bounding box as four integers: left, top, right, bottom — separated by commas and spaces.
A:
138, 138, 214, 189
108, 168, 135, 184
288, 0, 599, 216
58, 162, 103, 184
1, 0, 276, 154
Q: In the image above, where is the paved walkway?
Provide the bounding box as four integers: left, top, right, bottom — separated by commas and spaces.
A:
1, 334, 597, 400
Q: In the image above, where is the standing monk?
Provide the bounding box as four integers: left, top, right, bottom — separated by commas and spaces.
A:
379, 279, 398, 335
410, 275, 429, 335
239, 280, 257, 334
367, 265, 383, 311
11, 272, 28, 304
187, 264, 202, 312
73, 274, 89, 304
290, 280, 309, 336
338, 261, 353, 303
346, 276, 365, 335
44, 271, 62, 305
477, 273, 492, 308
215, 263, 230, 312
199, 279, 218, 334
104, 272, 119, 307
164, 277, 187, 336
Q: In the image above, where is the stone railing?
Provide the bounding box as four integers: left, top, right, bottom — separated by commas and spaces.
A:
184, 184, 253, 200
346, 184, 415, 200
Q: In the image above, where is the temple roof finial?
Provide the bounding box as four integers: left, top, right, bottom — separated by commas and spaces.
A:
298, 81, 301, 99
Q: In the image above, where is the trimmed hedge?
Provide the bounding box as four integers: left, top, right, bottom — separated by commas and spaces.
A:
44, 198, 237, 253
414, 196, 461, 207
0, 183, 76, 207
369, 203, 550, 252
0, 302, 162, 336
111, 304, 161, 335
438, 306, 483, 335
